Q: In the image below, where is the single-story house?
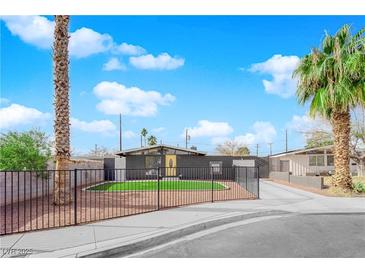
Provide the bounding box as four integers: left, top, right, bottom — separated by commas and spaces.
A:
105, 144, 269, 178
269, 145, 358, 176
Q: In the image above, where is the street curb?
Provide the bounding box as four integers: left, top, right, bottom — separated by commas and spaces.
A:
79, 210, 290, 258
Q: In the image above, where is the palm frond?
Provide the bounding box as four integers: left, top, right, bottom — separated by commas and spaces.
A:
295, 24, 365, 116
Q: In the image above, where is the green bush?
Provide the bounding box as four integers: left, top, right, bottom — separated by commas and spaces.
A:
0, 129, 52, 171
352, 181, 365, 193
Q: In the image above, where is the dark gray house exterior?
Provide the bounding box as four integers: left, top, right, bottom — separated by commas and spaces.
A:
111, 145, 269, 179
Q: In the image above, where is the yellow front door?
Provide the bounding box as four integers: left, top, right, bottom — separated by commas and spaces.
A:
165, 155, 176, 176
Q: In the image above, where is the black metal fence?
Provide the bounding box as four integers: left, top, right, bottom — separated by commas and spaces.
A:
0, 167, 259, 236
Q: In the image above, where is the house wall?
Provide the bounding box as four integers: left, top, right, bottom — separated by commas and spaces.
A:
124, 155, 269, 179
104, 157, 126, 181
269, 171, 290, 181
271, 154, 358, 176
125, 156, 150, 169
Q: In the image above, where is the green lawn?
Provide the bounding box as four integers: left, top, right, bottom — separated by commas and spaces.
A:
87, 180, 226, 191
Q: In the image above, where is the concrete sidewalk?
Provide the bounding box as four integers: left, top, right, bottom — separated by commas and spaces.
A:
1, 180, 364, 258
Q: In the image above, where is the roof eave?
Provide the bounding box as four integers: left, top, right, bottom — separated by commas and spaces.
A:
270, 144, 334, 158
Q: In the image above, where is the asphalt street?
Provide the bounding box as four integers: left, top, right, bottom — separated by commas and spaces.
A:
134, 180, 365, 258
138, 213, 365, 257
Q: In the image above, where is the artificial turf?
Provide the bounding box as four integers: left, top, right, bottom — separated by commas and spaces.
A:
87, 180, 226, 191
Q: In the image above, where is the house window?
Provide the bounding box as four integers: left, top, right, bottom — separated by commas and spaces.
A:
309, 156, 317, 166
280, 160, 290, 172
327, 155, 334, 166
317, 155, 324, 166
309, 155, 325, 166
145, 156, 161, 175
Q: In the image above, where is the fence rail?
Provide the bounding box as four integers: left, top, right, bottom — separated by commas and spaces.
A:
0, 167, 259, 236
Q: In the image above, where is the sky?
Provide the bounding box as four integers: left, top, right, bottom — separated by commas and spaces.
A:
1, 16, 364, 155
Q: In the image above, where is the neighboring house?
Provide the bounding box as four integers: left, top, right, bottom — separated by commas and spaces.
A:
270, 145, 358, 176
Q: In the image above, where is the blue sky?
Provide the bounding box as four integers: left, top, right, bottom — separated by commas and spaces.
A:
1, 16, 364, 155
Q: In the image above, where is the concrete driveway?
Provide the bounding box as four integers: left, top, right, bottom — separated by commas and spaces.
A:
133, 180, 365, 258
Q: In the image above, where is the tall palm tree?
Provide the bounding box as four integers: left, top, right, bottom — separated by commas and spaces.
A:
141, 128, 148, 147
53, 15, 71, 205
294, 24, 365, 190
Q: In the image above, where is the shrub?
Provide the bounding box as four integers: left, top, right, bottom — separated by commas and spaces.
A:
352, 181, 365, 193
0, 129, 52, 171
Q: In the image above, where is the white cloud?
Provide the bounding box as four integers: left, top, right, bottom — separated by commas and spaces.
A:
211, 136, 231, 145
102, 57, 127, 71
130, 53, 185, 70
234, 121, 277, 145
93, 81, 175, 117
71, 117, 116, 135
1, 16, 113, 58
0, 104, 50, 129
114, 42, 146, 55
152, 127, 166, 133
184, 120, 233, 138
69, 27, 113, 58
287, 113, 331, 133
249, 54, 300, 98
2, 16, 185, 67
1, 16, 54, 49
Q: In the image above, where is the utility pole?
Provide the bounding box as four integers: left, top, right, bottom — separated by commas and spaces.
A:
119, 113, 122, 152
256, 144, 259, 156
185, 129, 190, 149
285, 129, 288, 152
268, 142, 272, 156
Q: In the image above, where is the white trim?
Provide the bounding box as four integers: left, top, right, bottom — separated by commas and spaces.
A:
270, 145, 334, 158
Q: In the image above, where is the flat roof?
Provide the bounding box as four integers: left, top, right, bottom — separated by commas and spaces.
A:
116, 144, 207, 156
270, 145, 334, 158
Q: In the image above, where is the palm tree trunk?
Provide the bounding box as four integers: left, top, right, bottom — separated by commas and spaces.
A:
331, 110, 352, 190
53, 15, 72, 205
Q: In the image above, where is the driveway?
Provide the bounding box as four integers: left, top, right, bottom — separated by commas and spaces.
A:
133, 180, 365, 258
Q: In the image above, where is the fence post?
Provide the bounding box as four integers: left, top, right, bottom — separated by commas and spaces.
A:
211, 166, 214, 203
74, 169, 77, 225
157, 167, 160, 210
4, 171, 6, 234
257, 167, 260, 199
233, 166, 236, 183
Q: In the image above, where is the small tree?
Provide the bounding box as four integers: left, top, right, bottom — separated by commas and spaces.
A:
0, 130, 52, 170
216, 140, 250, 156
305, 130, 334, 149
88, 145, 113, 157
147, 135, 158, 146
